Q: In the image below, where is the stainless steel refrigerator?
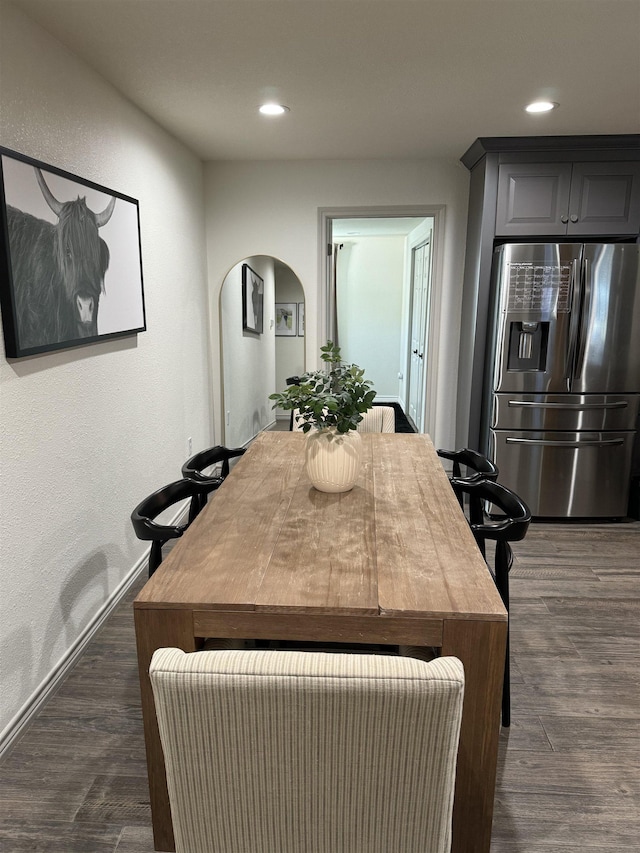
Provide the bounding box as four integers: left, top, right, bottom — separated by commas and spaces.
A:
484, 243, 640, 518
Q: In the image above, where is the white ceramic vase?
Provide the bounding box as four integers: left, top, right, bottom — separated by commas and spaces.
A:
305, 427, 363, 493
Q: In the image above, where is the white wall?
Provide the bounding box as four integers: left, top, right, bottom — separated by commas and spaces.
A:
220, 256, 276, 446
204, 159, 469, 450
0, 4, 212, 748
336, 236, 406, 400
274, 264, 305, 419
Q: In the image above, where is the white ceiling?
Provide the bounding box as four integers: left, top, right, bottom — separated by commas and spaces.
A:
10, 0, 640, 162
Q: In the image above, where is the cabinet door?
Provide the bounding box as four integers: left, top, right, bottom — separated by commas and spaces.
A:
495, 163, 572, 236
567, 162, 640, 235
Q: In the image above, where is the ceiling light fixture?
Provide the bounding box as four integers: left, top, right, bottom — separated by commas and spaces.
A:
259, 103, 290, 116
525, 100, 558, 114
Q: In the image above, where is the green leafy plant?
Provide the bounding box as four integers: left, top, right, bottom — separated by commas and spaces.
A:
269, 341, 376, 434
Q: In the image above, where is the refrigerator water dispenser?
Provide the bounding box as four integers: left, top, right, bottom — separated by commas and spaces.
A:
507, 321, 548, 371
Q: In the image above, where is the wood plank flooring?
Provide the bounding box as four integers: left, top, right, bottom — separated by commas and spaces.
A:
491, 520, 640, 852
0, 520, 638, 851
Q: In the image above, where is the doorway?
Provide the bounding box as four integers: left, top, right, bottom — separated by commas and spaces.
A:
220, 255, 305, 447
323, 209, 439, 433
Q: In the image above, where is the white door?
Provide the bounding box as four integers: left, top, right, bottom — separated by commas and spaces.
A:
407, 239, 432, 431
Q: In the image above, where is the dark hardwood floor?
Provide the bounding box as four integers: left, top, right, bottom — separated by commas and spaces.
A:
1, 520, 638, 851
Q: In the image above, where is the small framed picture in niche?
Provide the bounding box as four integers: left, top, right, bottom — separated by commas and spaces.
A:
275, 303, 297, 336
297, 302, 305, 336
242, 263, 263, 334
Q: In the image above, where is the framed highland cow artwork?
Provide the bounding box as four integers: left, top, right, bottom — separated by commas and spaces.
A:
0, 147, 146, 358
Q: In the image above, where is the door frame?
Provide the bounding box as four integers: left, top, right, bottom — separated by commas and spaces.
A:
318, 205, 445, 435
407, 233, 432, 432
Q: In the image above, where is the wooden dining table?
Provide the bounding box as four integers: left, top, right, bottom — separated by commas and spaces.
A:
134, 431, 507, 853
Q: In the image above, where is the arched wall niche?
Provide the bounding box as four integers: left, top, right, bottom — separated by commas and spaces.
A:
219, 255, 305, 447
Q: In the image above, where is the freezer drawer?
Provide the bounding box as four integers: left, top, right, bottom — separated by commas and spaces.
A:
491, 393, 640, 432
490, 429, 636, 518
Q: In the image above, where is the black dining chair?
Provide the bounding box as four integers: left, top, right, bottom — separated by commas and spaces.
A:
131, 479, 215, 577
449, 477, 531, 728
437, 447, 499, 523
182, 445, 246, 521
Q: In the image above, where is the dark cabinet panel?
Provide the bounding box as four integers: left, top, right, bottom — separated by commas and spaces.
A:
496, 164, 572, 236
568, 162, 640, 235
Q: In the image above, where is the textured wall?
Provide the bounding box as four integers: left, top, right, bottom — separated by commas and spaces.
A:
220, 256, 277, 447
204, 159, 469, 450
0, 4, 212, 744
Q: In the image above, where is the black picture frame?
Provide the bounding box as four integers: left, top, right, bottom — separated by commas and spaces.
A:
242, 263, 263, 334
0, 146, 146, 358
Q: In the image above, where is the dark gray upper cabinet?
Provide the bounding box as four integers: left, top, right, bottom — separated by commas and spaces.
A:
496, 161, 640, 236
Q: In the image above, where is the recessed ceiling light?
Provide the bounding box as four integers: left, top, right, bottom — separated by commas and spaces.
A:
525, 101, 559, 114
259, 103, 290, 116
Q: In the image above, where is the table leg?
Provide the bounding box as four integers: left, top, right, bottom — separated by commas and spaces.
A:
442, 617, 507, 853
134, 607, 196, 852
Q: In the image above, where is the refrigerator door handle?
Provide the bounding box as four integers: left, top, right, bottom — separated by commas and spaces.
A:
507, 400, 628, 410
574, 257, 592, 382
506, 437, 624, 448
565, 257, 582, 384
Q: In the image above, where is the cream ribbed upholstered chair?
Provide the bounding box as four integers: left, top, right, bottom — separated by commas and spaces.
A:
292, 405, 395, 433
356, 405, 395, 433
150, 648, 464, 853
